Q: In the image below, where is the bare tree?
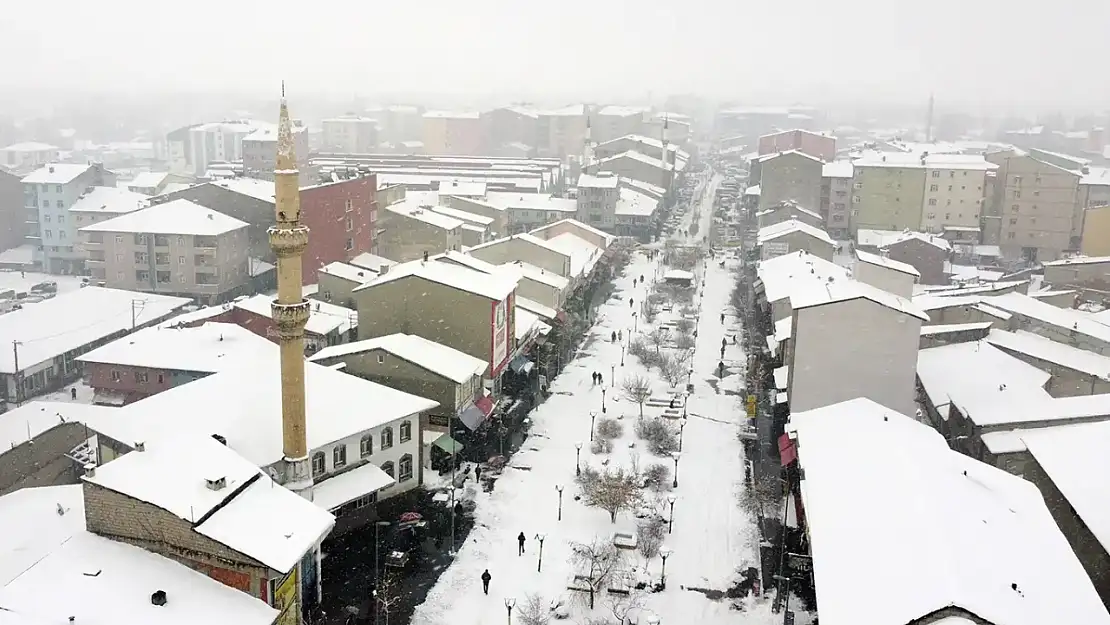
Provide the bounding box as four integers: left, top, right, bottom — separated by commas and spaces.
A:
737, 474, 782, 536
658, 353, 686, 388
579, 467, 642, 523
641, 463, 672, 492
571, 538, 624, 610
634, 417, 678, 456
517, 593, 550, 625
636, 519, 665, 570
674, 332, 696, 352
596, 417, 624, 440
675, 317, 695, 334
376, 571, 403, 625
622, 375, 653, 417
647, 328, 668, 355
605, 589, 646, 625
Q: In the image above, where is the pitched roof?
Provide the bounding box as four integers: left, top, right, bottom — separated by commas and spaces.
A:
77, 322, 273, 372
309, 333, 488, 382
353, 257, 517, 301
855, 248, 921, 277
79, 199, 248, 236
791, 273, 929, 321
757, 219, 835, 246
21, 164, 93, 185
68, 186, 149, 214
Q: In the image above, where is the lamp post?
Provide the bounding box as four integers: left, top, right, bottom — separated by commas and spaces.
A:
555, 484, 564, 520
633, 312, 638, 332
505, 597, 516, 625
590, 411, 597, 441
535, 533, 547, 572
621, 345, 625, 366
575, 442, 583, 476
671, 451, 682, 488
686, 366, 694, 386
373, 520, 391, 625
659, 546, 672, 589
678, 417, 688, 452
610, 364, 615, 387
600, 388, 606, 413
667, 494, 677, 534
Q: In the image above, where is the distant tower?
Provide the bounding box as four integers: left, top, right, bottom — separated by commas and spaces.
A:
926, 93, 935, 143
661, 115, 671, 188
269, 84, 313, 499
584, 115, 594, 164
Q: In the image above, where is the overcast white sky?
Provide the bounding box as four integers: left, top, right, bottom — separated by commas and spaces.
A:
1, 0, 1106, 107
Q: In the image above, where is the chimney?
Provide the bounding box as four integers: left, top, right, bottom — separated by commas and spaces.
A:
134, 441, 145, 452
83, 463, 96, 477
207, 213, 214, 220
423, 250, 429, 262
48, 166, 55, 173
205, 475, 227, 491
151, 590, 168, 606
211, 433, 227, 445
379, 264, 389, 275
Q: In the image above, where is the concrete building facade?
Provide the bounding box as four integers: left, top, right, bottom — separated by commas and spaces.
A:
756, 151, 824, 213
757, 129, 836, 161
422, 112, 483, 156
22, 163, 118, 273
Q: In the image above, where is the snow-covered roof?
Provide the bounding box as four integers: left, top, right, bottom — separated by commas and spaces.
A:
84, 434, 333, 573
757, 219, 836, 246
514, 306, 550, 342
384, 201, 465, 230
1081, 167, 1110, 187
127, 171, 169, 190
988, 292, 1110, 344
790, 273, 929, 321
755, 202, 823, 223
577, 173, 620, 189
852, 151, 999, 171
541, 104, 586, 116
881, 230, 952, 252
755, 149, 824, 165
0, 487, 279, 625
544, 232, 602, 278
0, 287, 191, 374
1, 141, 57, 153
120, 358, 437, 467
422, 110, 480, 119
77, 322, 273, 372
68, 186, 149, 214
789, 397, 1110, 625
528, 219, 614, 248
757, 250, 851, 305
0, 400, 150, 455
916, 341, 1052, 417
211, 178, 276, 203
987, 329, 1110, 380
744, 185, 761, 196
312, 462, 396, 512
503, 260, 570, 290
595, 135, 690, 162
597, 105, 647, 117
309, 333, 488, 382
1042, 255, 1110, 267
319, 261, 376, 284
354, 257, 516, 301
438, 179, 486, 196
486, 192, 576, 214
855, 228, 905, 248
79, 199, 248, 236
349, 252, 396, 272
919, 321, 993, 336
234, 293, 356, 336
515, 296, 557, 321
821, 160, 854, 178
21, 163, 93, 185
620, 177, 666, 199
431, 205, 495, 226
596, 150, 673, 172
854, 248, 921, 277
616, 187, 659, 217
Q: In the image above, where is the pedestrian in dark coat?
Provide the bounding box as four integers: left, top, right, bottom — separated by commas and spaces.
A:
482, 569, 492, 594
629, 297, 634, 308
517, 532, 526, 555
611, 330, 617, 342
669, 398, 675, 409
475, 466, 482, 482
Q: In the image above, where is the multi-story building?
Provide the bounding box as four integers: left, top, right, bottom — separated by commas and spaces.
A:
79, 199, 252, 303
300, 175, 378, 282
0, 165, 23, 253
755, 150, 824, 213
377, 200, 464, 262
0, 142, 60, 171
364, 105, 424, 144
593, 106, 647, 144
22, 163, 117, 273
592, 135, 689, 168
320, 116, 378, 154
820, 161, 853, 238
987, 151, 1080, 262
758, 129, 835, 161
585, 151, 674, 192
422, 111, 483, 156
241, 122, 309, 180
68, 186, 151, 230
151, 178, 276, 261
536, 105, 588, 159
165, 120, 275, 176
575, 172, 620, 230
481, 106, 539, 153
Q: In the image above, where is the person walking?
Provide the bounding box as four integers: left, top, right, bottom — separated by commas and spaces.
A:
481, 569, 492, 594
474, 465, 482, 483
720, 312, 725, 323
517, 532, 526, 556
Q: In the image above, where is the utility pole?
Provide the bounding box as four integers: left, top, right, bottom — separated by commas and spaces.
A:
12, 340, 22, 406
131, 299, 146, 331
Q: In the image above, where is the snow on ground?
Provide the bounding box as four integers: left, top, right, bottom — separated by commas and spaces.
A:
37, 380, 95, 404
412, 173, 780, 625
0, 270, 87, 296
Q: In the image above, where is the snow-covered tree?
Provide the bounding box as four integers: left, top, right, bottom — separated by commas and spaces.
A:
571, 538, 624, 610
622, 375, 652, 417
579, 467, 642, 523
517, 593, 550, 625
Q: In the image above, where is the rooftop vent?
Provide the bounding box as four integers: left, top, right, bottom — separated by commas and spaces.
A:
379, 264, 390, 275
134, 441, 145, 452
207, 213, 214, 220
205, 475, 227, 491
423, 250, 429, 262
48, 166, 55, 173
212, 434, 227, 445
83, 463, 96, 477
151, 590, 167, 606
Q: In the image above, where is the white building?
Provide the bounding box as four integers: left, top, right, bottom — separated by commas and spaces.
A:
758, 220, 836, 261
22, 163, 118, 273
787, 277, 928, 415
0, 142, 60, 171
321, 116, 380, 154
166, 120, 274, 176
852, 248, 920, 298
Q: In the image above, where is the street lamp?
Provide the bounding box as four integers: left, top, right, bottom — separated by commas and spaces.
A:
671, 451, 682, 488
678, 417, 688, 452
575, 442, 583, 476
373, 520, 391, 625
555, 484, 564, 521
621, 345, 626, 366
589, 411, 598, 442
667, 494, 677, 533
610, 364, 615, 387
632, 312, 638, 332
659, 546, 673, 589
600, 388, 606, 413
505, 597, 516, 625
686, 366, 694, 386
535, 533, 547, 572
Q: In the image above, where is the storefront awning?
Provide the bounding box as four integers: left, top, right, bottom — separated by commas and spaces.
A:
458, 396, 495, 431
509, 355, 535, 375
312, 462, 396, 511
426, 431, 464, 455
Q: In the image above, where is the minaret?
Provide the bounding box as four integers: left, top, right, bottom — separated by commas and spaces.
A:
925, 93, 935, 143
584, 116, 594, 164
661, 115, 671, 187
269, 84, 313, 499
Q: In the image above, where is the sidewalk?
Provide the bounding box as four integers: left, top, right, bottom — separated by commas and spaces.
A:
410, 239, 766, 625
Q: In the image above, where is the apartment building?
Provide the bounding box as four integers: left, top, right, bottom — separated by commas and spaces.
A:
241, 122, 310, 180
165, 120, 273, 176
377, 200, 464, 262
364, 105, 424, 144
322, 116, 380, 154
481, 107, 539, 154
0, 142, 60, 171
593, 106, 648, 144
79, 199, 251, 304
22, 163, 118, 273
755, 150, 824, 213
987, 151, 1080, 262
0, 166, 23, 253
575, 173, 621, 230
68, 186, 150, 230
758, 129, 836, 161
536, 105, 588, 159
586, 151, 673, 191
820, 161, 853, 239
422, 111, 483, 156
300, 175, 378, 282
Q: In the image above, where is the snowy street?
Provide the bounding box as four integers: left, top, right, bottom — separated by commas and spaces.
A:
409, 176, 773, 625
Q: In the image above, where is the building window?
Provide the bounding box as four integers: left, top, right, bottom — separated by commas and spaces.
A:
178, 256, 185, 265
929, 184, 938, 192
1007, 232, 1016, 239
345, 217, 353, 231
931, 171, 940, 178
59, 231, 66, 240
55, 185, 62, 193
157, 373, 165, 383
345, 238, 353, 251
1010, 218, 1018, 225
398, 454, 413, 482
333, 444, 347, 468
135, 371, 148, 384
928, 198, 937, 206
115, 235, 124, 244
381, 461, 395, 479
57, 213, 64, 222
312, 452, 326, 477
345, 199, 353, 212
381, 427, 394, 450
55, 200, 63, 209
44, 229, 51, 239
399, 421, 412, 443
177, 236, 185, 246
360, 434, 373, 457
377, 353, 385, 364
1011, 205, 1019, 213
1013, 190, 1021, 199
43, 214, 50, 223
110, 369, 122, 382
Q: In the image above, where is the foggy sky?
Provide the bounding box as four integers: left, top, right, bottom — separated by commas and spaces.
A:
1, 0, 1106, 109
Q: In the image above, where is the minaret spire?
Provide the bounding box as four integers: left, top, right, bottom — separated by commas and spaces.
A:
584, 116, 594, 165
269, 86, 313, 499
